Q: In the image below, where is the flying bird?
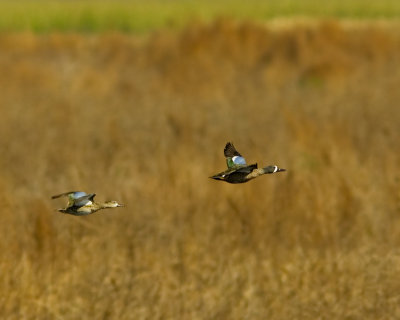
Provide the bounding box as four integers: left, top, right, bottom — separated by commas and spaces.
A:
210, 142, 286, 184
51, 191, 123, 215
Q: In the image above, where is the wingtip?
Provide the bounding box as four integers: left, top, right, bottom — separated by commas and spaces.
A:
224, 142, 234, 150
224, 142, 241, 157
51, 191, 80, 199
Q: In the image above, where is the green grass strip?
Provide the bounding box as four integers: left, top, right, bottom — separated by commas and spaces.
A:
0, 0, 399, 33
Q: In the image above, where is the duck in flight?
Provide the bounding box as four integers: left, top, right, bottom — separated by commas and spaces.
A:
51, 191, 123, 215
210, 142, 286, 184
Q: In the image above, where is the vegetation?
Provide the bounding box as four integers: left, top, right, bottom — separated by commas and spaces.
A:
0, 0, 400, 33
1, 18, 400, 319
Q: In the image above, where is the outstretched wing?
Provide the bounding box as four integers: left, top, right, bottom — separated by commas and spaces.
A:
72, 194, 96, 207
224, 142, 246, 168
51, 191, 93, 207
51, 191, 83, 199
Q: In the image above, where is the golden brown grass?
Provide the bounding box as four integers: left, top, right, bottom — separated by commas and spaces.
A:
1, 20, 400, 319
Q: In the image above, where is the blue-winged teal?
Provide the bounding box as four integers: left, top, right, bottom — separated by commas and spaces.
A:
210, 142, 286, 184
51, 191, 123, 215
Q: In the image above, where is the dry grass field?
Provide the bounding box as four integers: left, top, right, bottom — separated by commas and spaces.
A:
1, 19, 400, 319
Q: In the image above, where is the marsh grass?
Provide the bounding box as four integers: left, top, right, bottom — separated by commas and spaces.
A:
1, 19, 400, 318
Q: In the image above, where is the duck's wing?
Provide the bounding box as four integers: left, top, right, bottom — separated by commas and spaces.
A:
51, 191, 90, 207
230, 163, 257, 174
223, 163, 258, 177
68, 193, 96, 208
72, 194, 96, 208
51, 191, 83, 199
224, 142, 247, 169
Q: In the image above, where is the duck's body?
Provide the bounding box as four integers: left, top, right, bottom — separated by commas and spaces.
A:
51, 191, 123, 216
210, 142, 286, 184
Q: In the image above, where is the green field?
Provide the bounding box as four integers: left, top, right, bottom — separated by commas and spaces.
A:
1, 0, 400, 33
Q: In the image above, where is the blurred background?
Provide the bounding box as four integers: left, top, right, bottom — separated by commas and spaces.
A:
1, 1, 400, 319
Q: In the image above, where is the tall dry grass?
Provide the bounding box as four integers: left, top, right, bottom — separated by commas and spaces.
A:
0, 20, 400, 319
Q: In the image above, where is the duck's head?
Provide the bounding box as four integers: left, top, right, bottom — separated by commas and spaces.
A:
104, 200, 124, 208
264, 165, 286, 174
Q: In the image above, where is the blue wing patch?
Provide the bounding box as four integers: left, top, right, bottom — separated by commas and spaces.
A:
232, 155, 246, 165
70, 191, 87, 199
